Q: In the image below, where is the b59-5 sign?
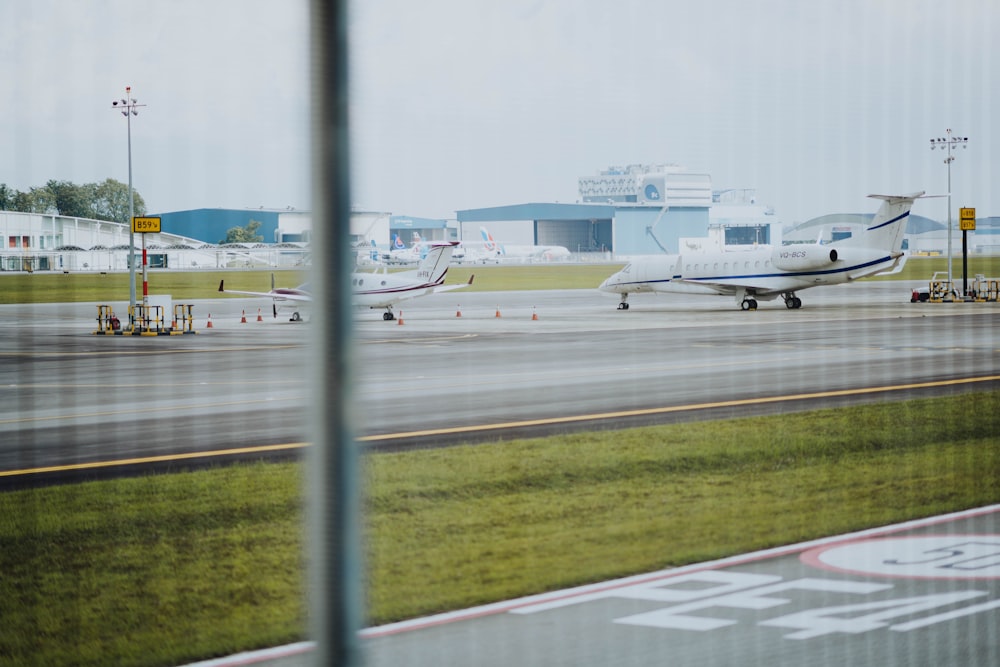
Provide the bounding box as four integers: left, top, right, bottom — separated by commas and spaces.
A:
132, 216, 161, 233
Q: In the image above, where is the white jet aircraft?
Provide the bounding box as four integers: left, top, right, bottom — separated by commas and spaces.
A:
599, 192, 927, 311
218, 242, 472, 321
474, 226, 571, 262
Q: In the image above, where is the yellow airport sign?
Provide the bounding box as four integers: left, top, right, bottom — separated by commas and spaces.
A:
959, 207, 976, 231
132, 216, 161, 233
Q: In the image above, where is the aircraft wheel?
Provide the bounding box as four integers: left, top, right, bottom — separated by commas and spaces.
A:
617, 302, 629, 310
785, 298, 796, 309
793, 297, 802, 309
741, 299, 757, 311
383, 312, 394, 321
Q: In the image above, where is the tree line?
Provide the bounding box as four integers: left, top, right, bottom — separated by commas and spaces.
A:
0, 179, 146, 225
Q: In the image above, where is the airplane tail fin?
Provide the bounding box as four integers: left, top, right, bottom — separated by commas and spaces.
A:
837, 192, 925, 253
417, 242, 459, 285
480, 226, 502, 254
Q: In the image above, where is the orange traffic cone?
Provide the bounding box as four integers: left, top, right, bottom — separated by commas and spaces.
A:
240, 310, 247, 324
531, 307, 538, 321
206, 313, 213, 328
456, 304, 462, 318
397, 310, 404, 325
495, 305, 502, 318
256, 308, 263, 322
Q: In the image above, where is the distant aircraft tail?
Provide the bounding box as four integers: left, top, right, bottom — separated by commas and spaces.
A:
480, 226, 503, 255
837, 192, 925, 253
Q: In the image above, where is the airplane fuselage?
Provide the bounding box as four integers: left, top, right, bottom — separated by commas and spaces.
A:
600, 244, 904, 307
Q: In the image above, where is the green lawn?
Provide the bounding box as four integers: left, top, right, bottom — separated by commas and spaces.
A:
2, 392, 999, 666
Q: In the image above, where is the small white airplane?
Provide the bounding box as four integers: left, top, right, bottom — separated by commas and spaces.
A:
218, 242, 472, 321
599, 192, 927, 311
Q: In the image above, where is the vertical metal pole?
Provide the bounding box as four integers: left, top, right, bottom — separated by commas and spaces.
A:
946, 135, 953, 296
962, 228, 968, 298
126, 88, 136, 325
309, 0, 362, 665
142, 233, 148, 306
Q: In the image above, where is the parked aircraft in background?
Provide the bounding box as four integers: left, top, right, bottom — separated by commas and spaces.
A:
473, 226, 572, 262
599, 192, 928, 311
219, 242, 472, 321
385, 232, 422, 264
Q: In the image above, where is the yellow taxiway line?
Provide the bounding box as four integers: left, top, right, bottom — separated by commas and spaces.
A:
4, 374, 998, 479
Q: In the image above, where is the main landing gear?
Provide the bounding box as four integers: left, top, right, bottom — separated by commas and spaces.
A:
740, 298, 758, 311
382, 308, 396, 321
782, 292, 803, 309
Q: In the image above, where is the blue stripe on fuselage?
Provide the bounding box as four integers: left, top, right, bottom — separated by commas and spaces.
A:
609, 255, 894, 289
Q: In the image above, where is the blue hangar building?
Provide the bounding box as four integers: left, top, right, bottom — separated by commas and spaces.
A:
453, 164, 773, 255
153, 208, 312, 245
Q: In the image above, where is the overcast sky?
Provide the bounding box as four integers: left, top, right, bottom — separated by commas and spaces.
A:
4, 0, 996, 225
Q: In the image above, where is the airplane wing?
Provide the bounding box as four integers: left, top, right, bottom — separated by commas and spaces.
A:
217, 280, 312, 302
433, 274, 475, 293
673, 275, 788, 299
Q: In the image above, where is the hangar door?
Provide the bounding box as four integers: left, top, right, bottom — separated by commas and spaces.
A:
536, 219, 603, 253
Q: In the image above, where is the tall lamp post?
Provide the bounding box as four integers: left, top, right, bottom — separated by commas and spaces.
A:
929, 129, 969, 295
112, 86, 146, 327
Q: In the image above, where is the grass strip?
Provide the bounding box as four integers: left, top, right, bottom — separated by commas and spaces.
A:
1, 392, 998, 665
0, 464, 306, 667
0, 270, 305, 303
364, 392, 1000, 621
2, 255, 999, 303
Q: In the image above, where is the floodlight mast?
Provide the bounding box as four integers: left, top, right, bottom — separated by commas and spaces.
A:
929, 129, 969, 297
111, 86, 146, 328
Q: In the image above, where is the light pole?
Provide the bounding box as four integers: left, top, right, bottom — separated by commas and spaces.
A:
112, 86, 146, 327
929, 129, 969, 296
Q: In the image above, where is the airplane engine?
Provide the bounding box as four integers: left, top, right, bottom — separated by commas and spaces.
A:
771, 246, 839, 271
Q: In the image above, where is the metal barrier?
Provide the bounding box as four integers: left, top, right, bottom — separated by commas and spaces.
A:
172, 304, 197, 333
971, 275, 1000, 302
131, 304, 166, 333
93, 303, 197, 335
929, 280, 953, 302
94, 305, 122, 334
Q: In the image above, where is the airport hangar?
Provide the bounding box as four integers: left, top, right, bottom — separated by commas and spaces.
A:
381, 164, 1000, 258
439, 166, 780, 258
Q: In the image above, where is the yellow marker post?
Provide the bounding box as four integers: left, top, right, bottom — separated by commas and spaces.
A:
959, 208, 975, 297
132, 217, 161, 317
